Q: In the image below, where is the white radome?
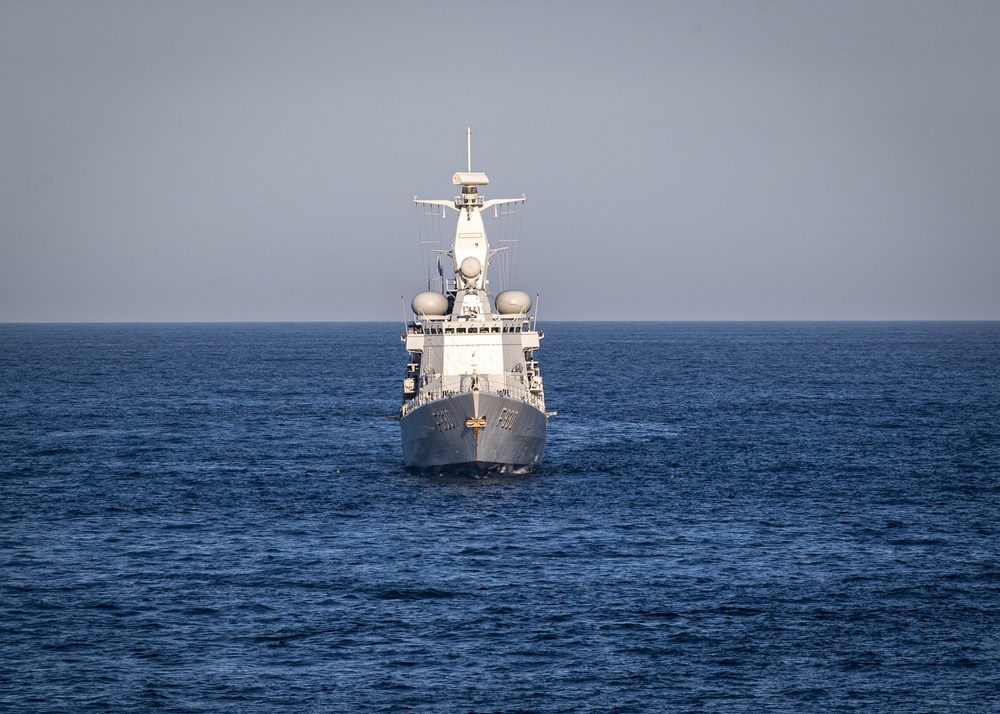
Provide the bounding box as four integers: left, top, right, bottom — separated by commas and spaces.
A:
411, 291, 449, 316
460, 256, 482, 279
495, 290, 532, 315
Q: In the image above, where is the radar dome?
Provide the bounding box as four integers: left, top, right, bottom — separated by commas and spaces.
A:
460, 256, 481, 279
411, 291, 448, 316
495, 290, 532, 315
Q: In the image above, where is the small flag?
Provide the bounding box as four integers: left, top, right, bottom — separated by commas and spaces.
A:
436, 257, 443, 277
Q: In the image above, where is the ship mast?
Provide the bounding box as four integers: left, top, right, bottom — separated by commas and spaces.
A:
413, 129, 526, 296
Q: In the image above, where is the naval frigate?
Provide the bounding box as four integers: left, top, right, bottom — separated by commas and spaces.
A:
399, 131, 550, 470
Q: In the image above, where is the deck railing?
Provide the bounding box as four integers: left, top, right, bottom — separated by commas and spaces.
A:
400, 377, 544, 417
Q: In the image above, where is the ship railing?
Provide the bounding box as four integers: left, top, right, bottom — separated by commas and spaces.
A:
400, 377, 544, 417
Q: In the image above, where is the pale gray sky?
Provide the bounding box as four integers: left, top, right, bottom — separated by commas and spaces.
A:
2, 0, 998, 321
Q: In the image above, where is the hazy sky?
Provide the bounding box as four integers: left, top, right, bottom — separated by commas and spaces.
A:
2, 0, 998, 321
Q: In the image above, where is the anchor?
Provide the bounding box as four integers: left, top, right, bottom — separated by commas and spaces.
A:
465, 417, 487, 434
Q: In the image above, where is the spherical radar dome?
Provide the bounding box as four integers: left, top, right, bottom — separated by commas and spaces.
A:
460, 256, 481, 279
495, 290, 532, 315
411, 291, 448, 316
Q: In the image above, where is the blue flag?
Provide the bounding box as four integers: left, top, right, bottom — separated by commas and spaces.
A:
436, 257, 443, 277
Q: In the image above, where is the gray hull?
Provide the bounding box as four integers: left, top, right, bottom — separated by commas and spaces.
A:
400, 391, 547, 470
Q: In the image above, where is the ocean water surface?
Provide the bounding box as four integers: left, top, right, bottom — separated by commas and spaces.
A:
2, 321, 999, 712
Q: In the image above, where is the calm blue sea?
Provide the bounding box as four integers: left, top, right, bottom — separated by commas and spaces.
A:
2, 322, 999, 712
